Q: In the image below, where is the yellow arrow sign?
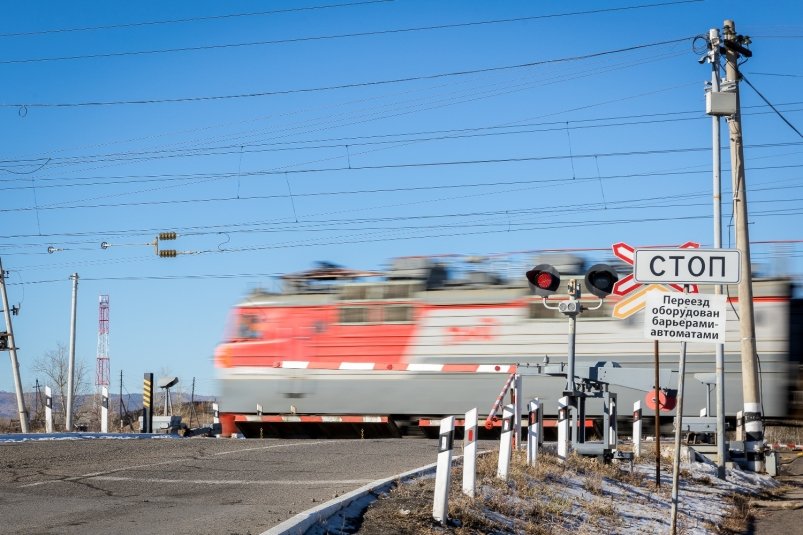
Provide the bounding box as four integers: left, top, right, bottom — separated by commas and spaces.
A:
612, 284, 669, 319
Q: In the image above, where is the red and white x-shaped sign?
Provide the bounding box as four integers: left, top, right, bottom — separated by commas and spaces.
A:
611, 241, 699, 319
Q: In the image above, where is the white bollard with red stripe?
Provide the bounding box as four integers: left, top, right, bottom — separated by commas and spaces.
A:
45, 386, 54, 434
497, 404, 514, 480
101, 386, 109, 433
557, 396, 570, 462
432, 416, 455, 524
463, 408, 478, 497
527, 398, 543, 466
633, 400, 642, 457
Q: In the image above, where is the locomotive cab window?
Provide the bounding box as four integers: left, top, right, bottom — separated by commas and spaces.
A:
236, 313, 261, 339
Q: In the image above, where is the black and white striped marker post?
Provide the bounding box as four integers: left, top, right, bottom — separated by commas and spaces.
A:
527, 399, 543, 466
633, 400, 642, 457
101, 386, 109, 433
463, 408, 478, 498
432, 416, 455, 524
496, 404, 514, 480
557, 396, 570, 462
513, 374, 523, 450
212, 402, 221, 436
45, 385, 53, 434
608, 395, 617, 448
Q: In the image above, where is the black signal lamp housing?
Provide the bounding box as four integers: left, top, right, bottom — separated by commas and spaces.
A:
584, 263, 619, 298
526, 264, 561, 297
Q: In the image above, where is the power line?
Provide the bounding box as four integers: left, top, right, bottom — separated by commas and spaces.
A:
745, 71, 803, 78
1, 37, 693, 108
2, 175, 801, 253
0, 1, 393, 38
1, 141, 802, 213
1, 1, 700, 65
6, 207, 801, 276
3, 103, 802, 174
742, 74, 803, 138
7, 186, 802, 253
2, 97, 801, 181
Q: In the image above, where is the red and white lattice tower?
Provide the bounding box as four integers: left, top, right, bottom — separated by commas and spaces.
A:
96, 295, 110, 388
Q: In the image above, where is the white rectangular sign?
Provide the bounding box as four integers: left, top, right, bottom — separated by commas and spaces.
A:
644, 292, 727, 344
634, 248, 740, 284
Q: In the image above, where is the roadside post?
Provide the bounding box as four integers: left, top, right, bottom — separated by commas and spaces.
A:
633, 400, 642, 458
527, 399, 543, 466
497, 404, 514, 480
557, 396, 570, 462
463, 408, 478, 497
142, 373, 153, 433
513, 374, 522, 450
608, 395, 617, 448
101, 386, 109, 433
212, 402, 221, 436
45, 385, 53, 433
432, 416, 455, 524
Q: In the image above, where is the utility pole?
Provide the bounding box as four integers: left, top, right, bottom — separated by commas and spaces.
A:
0, 258, 29, 433
119, 369, 124, 431
723, 19, 763, 472
66, 272, 79, 432
703, 26, 728, 479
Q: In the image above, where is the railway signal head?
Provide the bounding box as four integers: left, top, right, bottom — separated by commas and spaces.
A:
526, 264, 561, 296
0, 331, 8, 351
584, 263, 619, 298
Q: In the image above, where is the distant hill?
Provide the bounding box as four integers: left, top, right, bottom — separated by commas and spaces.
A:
0, 390, 217, 420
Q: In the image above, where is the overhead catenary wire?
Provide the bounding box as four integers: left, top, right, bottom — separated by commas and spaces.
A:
7, 103, 803, 173
4, 186, 802, 253
2, 140, 801, 213
3, 172, 802, 257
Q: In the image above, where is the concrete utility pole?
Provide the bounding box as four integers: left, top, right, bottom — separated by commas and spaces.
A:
66, 272, 79, 432
723, 19, 763, 472
0, 257, 29, 433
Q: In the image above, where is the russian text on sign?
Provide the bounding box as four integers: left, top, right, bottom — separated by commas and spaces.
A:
643, 292, 727, 344
633, 248, 740, 284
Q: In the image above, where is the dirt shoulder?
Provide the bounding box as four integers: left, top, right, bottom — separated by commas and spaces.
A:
746, 453, 803, 535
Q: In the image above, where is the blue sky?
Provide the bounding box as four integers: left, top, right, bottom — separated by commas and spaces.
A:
1, 0, 802, 396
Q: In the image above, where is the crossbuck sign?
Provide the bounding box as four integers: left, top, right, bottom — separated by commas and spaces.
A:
634, 248, 741, 285
610, 241, 700, 320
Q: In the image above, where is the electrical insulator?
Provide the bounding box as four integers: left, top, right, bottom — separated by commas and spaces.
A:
159, 250, 178, 258
158, 232, 177, 241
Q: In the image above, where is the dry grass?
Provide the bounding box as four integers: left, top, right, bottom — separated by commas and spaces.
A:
350, 448, 656, 535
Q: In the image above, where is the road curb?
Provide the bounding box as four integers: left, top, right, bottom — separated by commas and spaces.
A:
260, 461, 438, 535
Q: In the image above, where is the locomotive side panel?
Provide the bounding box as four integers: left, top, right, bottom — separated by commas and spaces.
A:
216, 275, 794, 422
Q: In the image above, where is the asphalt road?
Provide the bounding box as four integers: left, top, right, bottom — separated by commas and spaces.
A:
0, 436, 442, 535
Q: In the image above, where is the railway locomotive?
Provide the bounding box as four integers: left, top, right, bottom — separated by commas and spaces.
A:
214, 253, 801, 438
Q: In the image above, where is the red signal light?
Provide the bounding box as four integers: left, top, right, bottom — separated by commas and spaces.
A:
525, 264, 561, 297
536, 272, 553, 289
